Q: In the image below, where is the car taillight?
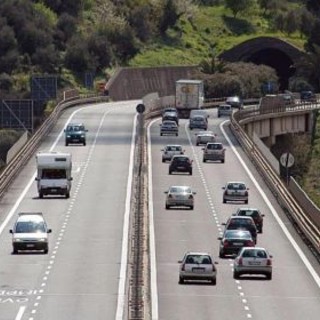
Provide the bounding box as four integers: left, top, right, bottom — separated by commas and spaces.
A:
245, 240, 254, 247
267, 258, 272, 266
238, 257, 243, 266
188, 195, 193, 199
181, 263, 186, 271
165, 151, 168, 154
223, 240, 229, 247
244, 191, 248, 196
168, 195, 173, 198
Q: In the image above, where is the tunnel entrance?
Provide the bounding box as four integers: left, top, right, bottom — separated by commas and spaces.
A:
247, 48, 294, 91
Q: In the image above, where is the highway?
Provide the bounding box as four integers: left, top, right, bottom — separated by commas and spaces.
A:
148, 109, 320, 320
0, 101, 138, 320
0, 102, 319, 320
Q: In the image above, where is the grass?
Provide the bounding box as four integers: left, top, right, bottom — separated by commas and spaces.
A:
130, 5, 306, 67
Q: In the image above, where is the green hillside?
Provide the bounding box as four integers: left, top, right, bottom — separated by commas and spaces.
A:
130, 4, 306, 67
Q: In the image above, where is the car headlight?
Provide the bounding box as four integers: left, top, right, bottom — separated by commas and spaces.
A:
13, 238, 22, 242
38, 238, 47, 242
67, 135, 71, 138
81, 135, 85, 137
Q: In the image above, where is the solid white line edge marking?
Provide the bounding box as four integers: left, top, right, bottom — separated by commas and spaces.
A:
15, 306, 26, 320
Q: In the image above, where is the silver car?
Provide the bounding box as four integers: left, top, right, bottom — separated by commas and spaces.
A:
233, 247, 273, 280
165, 186, 196, 210
196, 133, 216, 146
10, 212, 52, 254
160, 120, 178, 136
202, 142, 225, 162
223, 181, 249, 204
161, 145, 184, 162
179, 252, 218, 285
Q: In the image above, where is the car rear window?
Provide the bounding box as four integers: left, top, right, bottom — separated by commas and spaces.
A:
167, 146, 181, 151
207, 144, 222, 150
225, 230, 251, 239
228, 183, 246, 190
186, 255, 212, 264
243, 249, 267, 258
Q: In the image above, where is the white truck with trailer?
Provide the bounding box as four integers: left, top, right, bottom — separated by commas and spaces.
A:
35, 151, 73, 198
175, 79, 204, 118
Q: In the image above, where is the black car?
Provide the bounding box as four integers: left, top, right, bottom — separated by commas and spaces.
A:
233, 207, 265, 233
162, 111, 179, 125
300, 91, 317, 103
222, 216, 257, 244
218, 230, 255, 258
64, 123, 88, 146
169, 155, 193, 175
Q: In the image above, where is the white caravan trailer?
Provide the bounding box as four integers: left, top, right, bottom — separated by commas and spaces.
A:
35, 152, 72, 198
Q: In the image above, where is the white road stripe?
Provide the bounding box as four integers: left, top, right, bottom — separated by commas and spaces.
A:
15, 306, 26, 320
115, 113, 137, 320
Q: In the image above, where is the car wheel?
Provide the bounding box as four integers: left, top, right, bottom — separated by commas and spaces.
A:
259, 228, 263, 234
211, 278, 216, 285
266, 273, 272, 280
162, 159, 165, 163
165, 204, 170, 209
169, 171, 172, 175
13, 247, 18, 254
190, 205, 194, 210
65, 142, 68, 146
196, 143, 199, 146
83, 141, 86, 146
219, 251, 224, 258
178, 276, 184, 284
189, 170, 192, 175
160, 133, 163, 136
244, 199, 248, 204
221, 159, 225, 163
203, 159, 206, 163
233, 271, 240, 279
66, 192, 70, 199
39, 192, 43, 199
223, 198, 226, 204
176, 133, 178, 136
44, 248, 48, 254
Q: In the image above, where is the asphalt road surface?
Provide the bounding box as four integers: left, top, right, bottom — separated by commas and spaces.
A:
148, 109, 320, 320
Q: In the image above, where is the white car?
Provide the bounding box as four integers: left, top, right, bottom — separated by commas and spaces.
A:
196, 133, 216, 146
223, 181, 249, 204
161, 145, 184, 162
160, 120, 178, 136
179, 252, 218, 285
233, 247, 273, 280
165, 186, 196, 209
9, 212, 52, 254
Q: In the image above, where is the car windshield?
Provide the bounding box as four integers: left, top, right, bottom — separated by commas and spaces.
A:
174, 157, 188, 162
166, 146, 181, 152
229, 218, 252, 226
228, 183, 246, 190
67, 125, 84, 131
170, 186, 191, 193
15, 221, 46, 233
185, 255, 212, 264
238, 210, 259, 217
242, 249, 267, 258
207, 144, 222, 150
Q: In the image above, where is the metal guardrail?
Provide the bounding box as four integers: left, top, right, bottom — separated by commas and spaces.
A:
0, 95, 109, 200
230, 112, 320, 254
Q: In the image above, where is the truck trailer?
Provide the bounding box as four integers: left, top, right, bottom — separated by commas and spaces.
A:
175, 79, 204, 118
35, 151, 73, 198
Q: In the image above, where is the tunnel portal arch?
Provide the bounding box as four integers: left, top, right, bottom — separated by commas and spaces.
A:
219, 37, 305, 91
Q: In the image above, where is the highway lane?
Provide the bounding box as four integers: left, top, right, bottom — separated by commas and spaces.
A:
149, 109, 320, 320
0, 101, 138, 320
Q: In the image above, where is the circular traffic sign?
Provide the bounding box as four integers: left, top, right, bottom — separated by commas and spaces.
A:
136, 104, 145, 113
280, 152, 294, 168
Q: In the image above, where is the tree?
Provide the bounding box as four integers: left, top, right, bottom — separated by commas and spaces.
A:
225, 0, 255, 18
283, 10, 300, 36
199, 55, 226, 74
258, 0, 280, 16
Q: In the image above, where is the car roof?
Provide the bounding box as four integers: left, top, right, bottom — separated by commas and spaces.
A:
68, 123, 84, 126
229, 216, 254, 221
241, 247, 267, 251
17, 212, 44, 222
219, 104, 232, 107
207, 142, 222, 145
236, 207, 259, 211
165, 144, 182, 148
185, 251, 211, 256
169, 185, 192, 190
162, 120, 176, 124
227, 181, 246, 185
172, 154, 189, 158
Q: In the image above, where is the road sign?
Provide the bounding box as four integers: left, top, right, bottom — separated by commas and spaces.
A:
280, 152, 294, 168
136, 104, 145, 113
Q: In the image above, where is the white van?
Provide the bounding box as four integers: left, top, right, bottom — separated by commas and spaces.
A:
35, 152, 72, 198
217, 104, 232, 117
